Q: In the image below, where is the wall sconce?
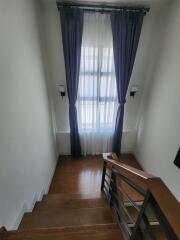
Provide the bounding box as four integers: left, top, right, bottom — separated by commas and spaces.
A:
58, 85, 66, 98
130, 85, 138, 98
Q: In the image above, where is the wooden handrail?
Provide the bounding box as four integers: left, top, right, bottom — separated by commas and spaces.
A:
147, 178, 180, 239
103, 153, 157, 180
103, 153, 180, 239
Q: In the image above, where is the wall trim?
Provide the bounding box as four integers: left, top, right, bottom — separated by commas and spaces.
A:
57, 130, 136, 155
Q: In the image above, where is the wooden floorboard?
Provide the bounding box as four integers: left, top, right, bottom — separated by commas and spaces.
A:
49, 154, 144, 202
49, 155, 103, 195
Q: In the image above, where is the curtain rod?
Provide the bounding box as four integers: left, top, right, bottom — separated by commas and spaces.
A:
56, 1, 150, 14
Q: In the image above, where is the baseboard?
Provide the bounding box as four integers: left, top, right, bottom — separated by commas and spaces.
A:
10, 189, 45, 230
38, 187, 46, 202
11, 155, 59, 230
45, 154, 60, 194
11, 203, 28, 230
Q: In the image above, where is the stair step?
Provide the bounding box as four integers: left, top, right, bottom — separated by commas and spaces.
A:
34, 197, 107, 211
42, 192, 103, 201
6, 224, 123, 240
19, 207, 115, 230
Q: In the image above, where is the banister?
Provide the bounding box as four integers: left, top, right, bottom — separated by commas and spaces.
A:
103, 153, 157, 180
102, 152, 180, 239
147, 178, 180, 239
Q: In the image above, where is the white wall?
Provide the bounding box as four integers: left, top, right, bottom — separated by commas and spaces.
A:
41, 1, 158, 154
0, 0, 57, 229
135, 0, 180, 201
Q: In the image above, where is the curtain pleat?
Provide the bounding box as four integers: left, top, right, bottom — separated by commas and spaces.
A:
111, 10, 144, 155
60, 7, 83, 158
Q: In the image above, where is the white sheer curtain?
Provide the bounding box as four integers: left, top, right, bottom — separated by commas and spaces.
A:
77, 12, 118, 155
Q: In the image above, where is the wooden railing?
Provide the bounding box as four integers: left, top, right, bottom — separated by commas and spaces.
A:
101, 153, 180, 240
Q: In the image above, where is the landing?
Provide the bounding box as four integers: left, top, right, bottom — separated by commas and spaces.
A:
49, 155, 103, 196
49, 154, 142, 197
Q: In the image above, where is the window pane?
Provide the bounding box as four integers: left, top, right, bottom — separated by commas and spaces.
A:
81, 47, 98, 73
78, 101, 97, 130
78, 75, 98, 99
101, 48, 114, 73
99, 102, 117, 130
100, 76, 117, 99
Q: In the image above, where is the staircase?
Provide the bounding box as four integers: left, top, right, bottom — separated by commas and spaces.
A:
19, 194, 115, 229
5, 194, 123, 240
1, 154, 180, 240
1, 155, 124, 240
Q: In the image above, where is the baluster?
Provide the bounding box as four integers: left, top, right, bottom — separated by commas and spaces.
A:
109, 169, 117, 207
101, 161, 107, 191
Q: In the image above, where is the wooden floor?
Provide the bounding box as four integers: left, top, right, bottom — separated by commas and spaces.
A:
49, 154, 144, 202
49, 154, 142, 194
49, 155, 103, 196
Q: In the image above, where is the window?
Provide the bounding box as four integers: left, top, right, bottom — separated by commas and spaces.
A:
77, 46, 118, 132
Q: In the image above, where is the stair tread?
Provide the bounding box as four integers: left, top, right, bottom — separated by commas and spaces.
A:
43, 192, 103, 200
7, 224, 123, 240
34, 197, 107, 211
19, 207, 115, 230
